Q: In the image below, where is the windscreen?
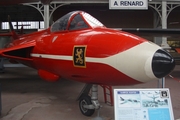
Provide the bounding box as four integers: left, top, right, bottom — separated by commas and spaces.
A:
68, 13, 88, 30
51, 12, 74, 32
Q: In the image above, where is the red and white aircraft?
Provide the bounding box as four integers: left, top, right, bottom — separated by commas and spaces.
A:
0, 11, 175, 116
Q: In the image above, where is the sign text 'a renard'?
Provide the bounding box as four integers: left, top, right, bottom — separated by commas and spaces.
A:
109, 0, 148, 10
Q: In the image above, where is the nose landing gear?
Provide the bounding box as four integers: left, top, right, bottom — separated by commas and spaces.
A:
77, 84, 103, 118
79, 95, 95, 116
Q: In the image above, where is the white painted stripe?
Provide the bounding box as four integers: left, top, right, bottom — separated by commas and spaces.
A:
86, 42, 161, 82
31, 54, 72, 61
31, 42, 161, 82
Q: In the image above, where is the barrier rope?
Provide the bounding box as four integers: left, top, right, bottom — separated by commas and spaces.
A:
169, 75, 180, 82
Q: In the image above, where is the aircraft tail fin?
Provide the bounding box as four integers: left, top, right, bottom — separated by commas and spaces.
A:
0, 16, 18, 39
8, 15, 18, 39
0, 16, 18, 50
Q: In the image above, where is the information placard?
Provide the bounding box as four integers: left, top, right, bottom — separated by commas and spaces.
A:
114, 89, 174, 120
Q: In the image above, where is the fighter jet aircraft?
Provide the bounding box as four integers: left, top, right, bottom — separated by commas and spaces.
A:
0, 11, 175, 116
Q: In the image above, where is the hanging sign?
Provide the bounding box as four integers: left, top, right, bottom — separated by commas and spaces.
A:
109, 0, 148, 10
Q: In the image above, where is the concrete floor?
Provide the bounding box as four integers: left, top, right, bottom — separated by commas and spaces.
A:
0, 65, 180, 120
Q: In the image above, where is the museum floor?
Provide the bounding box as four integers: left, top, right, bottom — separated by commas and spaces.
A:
0, 65, 180, 120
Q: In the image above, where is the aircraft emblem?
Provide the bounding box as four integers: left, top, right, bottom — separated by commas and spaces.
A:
73, 46, 86, 67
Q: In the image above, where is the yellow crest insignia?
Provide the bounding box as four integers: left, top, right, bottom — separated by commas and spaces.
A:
73, 46, 86, 67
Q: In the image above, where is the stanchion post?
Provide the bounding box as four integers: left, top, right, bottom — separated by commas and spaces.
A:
0, 58, 4, 73
158, 77, 165, 88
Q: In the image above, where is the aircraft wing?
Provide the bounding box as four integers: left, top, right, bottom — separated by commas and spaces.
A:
120, 28, 180, 37
120, 28, 180, 34
0, 33, 13, 36
120, 28, 180, 64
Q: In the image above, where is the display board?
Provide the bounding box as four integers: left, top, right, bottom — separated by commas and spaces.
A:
114, 89, 174, 120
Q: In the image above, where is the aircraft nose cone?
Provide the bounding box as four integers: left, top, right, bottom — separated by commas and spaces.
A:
152, 49, 175, 78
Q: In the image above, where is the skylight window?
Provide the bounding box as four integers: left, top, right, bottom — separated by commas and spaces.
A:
1, 21, 44, 30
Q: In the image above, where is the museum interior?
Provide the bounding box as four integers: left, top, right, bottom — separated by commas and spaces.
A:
0, 0, 180, 120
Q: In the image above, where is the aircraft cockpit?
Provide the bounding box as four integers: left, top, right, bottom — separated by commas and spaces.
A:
50, 11, 105, 32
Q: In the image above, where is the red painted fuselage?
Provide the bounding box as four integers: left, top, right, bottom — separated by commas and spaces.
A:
0, 11, 175, 86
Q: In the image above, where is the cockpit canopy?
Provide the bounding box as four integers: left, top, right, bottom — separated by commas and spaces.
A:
51, 11, 105, 32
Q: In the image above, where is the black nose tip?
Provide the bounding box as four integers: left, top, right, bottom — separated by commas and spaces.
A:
152, 49, 175, 78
